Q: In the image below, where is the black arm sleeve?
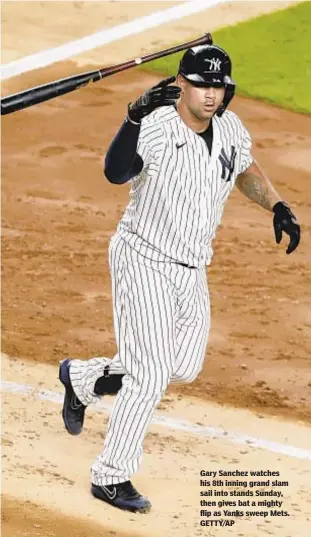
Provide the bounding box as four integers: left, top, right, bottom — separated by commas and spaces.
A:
104, 118, 144, 184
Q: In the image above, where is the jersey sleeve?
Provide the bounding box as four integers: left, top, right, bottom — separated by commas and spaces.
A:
238, 124, 254, 174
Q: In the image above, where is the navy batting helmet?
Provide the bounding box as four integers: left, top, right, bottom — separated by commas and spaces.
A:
178, 44, 235, 117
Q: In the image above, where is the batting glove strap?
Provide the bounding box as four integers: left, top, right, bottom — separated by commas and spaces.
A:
272, 201, 300, 254
128, 76, 181, 123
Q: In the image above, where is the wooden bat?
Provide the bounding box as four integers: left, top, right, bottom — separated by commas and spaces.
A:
1, 33, 213, 116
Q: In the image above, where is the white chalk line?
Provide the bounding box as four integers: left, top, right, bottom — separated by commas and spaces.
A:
0, 0, 226, 81
2, 380, 311, 461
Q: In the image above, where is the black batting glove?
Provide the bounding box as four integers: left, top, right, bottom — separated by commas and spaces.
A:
273, 201, 300, 254
128, 76, 181, 124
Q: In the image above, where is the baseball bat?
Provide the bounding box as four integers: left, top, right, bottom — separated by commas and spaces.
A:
1, 33, 212, 116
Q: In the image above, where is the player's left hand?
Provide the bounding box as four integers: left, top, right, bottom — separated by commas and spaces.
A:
128, 76, 181, 123
272, 201, 300, 254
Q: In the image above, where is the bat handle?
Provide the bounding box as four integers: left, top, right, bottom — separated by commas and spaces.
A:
99, 32, 213, 79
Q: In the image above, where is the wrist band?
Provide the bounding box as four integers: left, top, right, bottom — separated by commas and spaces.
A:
126, 115, 141, 126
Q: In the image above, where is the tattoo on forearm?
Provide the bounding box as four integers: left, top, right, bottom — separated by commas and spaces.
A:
237, 172, 279, 212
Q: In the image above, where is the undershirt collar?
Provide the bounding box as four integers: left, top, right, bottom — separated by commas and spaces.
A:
196, 121, 213, 156
173, 103, 213, 155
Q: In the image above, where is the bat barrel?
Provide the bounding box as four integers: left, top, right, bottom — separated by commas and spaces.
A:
1, 70, 102, 115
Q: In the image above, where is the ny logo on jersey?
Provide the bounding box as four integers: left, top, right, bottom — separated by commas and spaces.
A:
218, 146, 236, 182
204, 57, 222, 71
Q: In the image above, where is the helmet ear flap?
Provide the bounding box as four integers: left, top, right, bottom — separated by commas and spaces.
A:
216, 89, 235, 117
216, 78, 235, 117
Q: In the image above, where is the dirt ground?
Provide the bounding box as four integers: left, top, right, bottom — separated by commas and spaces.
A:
1, 2, 311, 537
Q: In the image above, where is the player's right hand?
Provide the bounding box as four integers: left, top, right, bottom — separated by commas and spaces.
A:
127, 76, 181, 123
273, 201, 300, 254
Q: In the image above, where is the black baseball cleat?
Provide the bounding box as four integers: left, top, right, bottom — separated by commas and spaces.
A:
91, 481, 151, 513
59, 359, 86, 435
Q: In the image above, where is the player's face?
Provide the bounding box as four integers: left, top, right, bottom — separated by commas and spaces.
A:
178, 76, 225, 120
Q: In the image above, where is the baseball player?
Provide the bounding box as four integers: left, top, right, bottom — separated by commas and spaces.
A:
59, 43, 300, 514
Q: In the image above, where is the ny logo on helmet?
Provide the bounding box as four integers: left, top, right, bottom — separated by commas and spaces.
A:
204, 58, 222, 71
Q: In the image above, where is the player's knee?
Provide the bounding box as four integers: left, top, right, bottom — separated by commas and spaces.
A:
121, 368, 171, 400
153, 371, 172, 393
141, 365, 172, 396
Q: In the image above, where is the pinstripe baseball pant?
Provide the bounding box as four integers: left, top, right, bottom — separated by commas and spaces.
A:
70, 233, 210, 485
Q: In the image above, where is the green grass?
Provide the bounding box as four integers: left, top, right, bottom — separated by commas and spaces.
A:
142, 1, 311, 114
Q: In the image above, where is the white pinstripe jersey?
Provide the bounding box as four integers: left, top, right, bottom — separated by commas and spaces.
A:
117, 106, 253, 267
